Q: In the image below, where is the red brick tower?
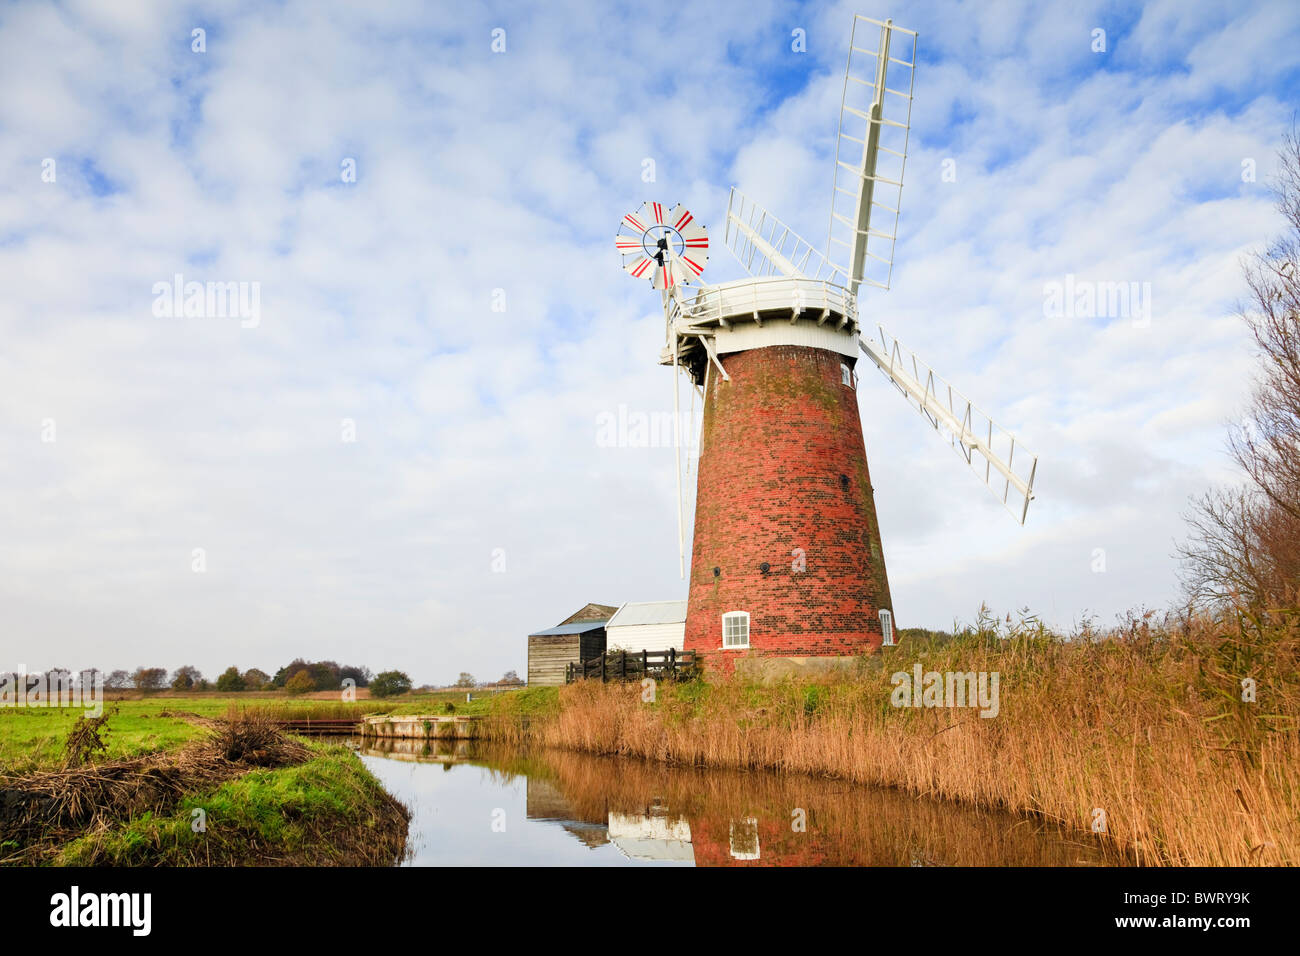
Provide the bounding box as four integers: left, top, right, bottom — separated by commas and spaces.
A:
682, 333, 893, 670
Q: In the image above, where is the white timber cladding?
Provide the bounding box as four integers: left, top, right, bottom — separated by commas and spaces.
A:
605, 600, 687, 653
713, 318, 859, 359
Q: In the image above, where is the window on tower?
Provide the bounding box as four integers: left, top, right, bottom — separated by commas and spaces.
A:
879, 608, 895, 646
841, 363, 853, 387
722, 611, 750, 648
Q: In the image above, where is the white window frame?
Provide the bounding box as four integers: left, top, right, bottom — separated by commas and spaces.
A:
879, 608, 895, 646
721, 611, 750, 649
840, 362, 853, 387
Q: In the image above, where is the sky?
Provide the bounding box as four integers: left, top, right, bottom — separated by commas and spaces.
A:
1, 0, 1298, 685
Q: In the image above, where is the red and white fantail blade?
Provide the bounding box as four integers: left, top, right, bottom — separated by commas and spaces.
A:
615, 201, 709, 289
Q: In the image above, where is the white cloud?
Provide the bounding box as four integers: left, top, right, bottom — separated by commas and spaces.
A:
1, 0, 1297, 682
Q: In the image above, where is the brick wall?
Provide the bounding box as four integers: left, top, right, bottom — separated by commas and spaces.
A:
684, 344, 893, 672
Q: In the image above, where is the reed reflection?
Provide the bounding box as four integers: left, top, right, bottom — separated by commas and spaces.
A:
357, 740, 1126, 866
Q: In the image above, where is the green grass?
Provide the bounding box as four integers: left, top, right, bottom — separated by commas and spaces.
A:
0, 690, 525, 772
0, 705, 203, 773
483, 686, 560, 718
236, 691, 503, 719
54, 742, 407, 866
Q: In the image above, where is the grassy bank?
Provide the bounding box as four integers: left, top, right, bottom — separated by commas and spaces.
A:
54, 741, 407, 866
482, 610, 1299, 866
0, 711, 408, 866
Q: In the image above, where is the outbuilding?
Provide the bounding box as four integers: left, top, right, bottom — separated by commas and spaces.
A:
526, 603, 617, 687
605, 600, 687, 654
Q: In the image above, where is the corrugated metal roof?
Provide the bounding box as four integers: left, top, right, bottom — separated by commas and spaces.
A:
529, 620, 608, 636
607, 600, 688, 628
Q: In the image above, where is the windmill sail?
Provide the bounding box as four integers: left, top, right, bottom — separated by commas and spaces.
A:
858, 325, 1038, 523
724, 188, 846, 284
827, 16, 916, 296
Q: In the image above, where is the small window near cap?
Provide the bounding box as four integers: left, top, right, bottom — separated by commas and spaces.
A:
841, 363, 853, 387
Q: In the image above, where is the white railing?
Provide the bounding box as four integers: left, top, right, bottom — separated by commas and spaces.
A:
667, 275, 858, 334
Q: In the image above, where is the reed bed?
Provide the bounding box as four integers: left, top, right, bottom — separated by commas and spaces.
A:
484, 608, 1299, 866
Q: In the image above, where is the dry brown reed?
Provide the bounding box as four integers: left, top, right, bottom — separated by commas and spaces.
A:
484, 608, 1299, 866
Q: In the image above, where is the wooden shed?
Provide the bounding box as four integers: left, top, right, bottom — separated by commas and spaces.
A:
527, 619, 609, 687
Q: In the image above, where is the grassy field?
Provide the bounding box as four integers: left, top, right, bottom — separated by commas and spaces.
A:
0, 705, 204, 773
0, 690, 505, 773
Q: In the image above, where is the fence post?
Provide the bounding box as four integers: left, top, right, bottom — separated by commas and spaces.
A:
669, 646, 676, 678
600, 653, 606, 683
642, 649, 647, 678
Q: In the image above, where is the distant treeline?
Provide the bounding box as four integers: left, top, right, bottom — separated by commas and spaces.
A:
4, 663, 523, 698
3, 661, 373, 695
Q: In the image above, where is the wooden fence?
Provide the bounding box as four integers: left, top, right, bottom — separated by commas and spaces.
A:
566, 648, 697, 684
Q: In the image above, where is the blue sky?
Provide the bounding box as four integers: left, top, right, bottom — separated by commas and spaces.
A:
1, 0, 1298, 684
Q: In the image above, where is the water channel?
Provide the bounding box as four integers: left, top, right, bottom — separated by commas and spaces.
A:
350, 737, 1123, 866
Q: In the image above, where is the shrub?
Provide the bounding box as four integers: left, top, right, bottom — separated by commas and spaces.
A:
215, 667, 246, 692
170, 665, 202, 691
285, 671, 316, 696
132, 667, 167, 690
63, 706, 117, 767
339, 665, 372, 688
370, 671, 412, 699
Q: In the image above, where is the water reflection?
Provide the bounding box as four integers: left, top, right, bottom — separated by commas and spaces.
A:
353, 738, 1125, 867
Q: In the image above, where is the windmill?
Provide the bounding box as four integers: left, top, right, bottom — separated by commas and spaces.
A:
615, 15, 1038, 668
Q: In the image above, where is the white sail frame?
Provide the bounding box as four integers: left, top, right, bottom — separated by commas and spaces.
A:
826, 15, 916, 295
858, 324, 1038, 523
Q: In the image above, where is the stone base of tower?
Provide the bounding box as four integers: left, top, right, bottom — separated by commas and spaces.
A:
684, 344, 894, 676
733, 654, 876, 684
